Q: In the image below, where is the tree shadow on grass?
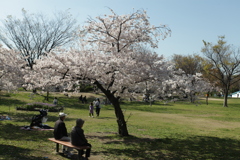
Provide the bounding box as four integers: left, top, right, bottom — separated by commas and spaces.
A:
0, 123, 53, 140
88, 134, 240, 159
0, 144, 48, 160
0, 98, 25, 107
0, 123, 55, 159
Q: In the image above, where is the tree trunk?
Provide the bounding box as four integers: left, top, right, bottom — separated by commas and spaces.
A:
94, 81, 129, 136
46, 91, 49, 101
223, 86, 229, 107
223, 91, 228, 107
206, 92, 209, 105
108, 94, 129, 136
114, 101, 129, 136
33, 88, 37, 93
189, 92, 195, 103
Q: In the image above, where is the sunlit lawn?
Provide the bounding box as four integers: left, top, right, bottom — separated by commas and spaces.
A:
1, 91, 240, 159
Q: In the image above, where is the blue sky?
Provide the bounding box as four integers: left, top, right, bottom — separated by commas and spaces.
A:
0, 0, 240, 59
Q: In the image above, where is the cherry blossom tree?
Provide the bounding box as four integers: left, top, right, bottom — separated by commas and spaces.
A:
161, 71, 214, 104
32, 9, 171, 136
0, 45, 25, 91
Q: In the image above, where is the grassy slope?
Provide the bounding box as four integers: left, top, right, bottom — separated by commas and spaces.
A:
1, 91, 240, 159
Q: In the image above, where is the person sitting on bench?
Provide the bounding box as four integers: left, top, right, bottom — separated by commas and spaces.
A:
53, 112, 72, 158
71, 118, 92, 159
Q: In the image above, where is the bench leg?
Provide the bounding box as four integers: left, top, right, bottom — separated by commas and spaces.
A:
78, 150, 84, 160
56, 143, 59, 152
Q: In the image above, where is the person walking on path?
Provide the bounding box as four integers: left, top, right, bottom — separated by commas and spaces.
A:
89, 102, 94, 117
71, 118, 92, 159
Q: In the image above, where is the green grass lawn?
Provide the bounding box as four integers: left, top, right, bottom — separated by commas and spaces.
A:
1, 91, 240, 160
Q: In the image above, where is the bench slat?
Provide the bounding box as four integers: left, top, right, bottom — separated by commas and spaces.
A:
48, 138, 90, 150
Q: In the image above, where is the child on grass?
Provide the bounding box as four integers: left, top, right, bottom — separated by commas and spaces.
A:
89, 102, 94, 117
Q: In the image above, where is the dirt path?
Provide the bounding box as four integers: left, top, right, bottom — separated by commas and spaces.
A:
200, 97, 223, 101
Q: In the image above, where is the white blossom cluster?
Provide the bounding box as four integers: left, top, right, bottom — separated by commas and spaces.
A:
0, 46, 25, 91
161, 71, 214, 102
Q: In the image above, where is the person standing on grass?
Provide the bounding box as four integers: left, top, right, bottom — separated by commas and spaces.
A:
83, 96, 87, 104
53, 97, 58, 105
95, 98, 101, 117
53, 112, 72, 158
79, 95, 83, 103
89, 102, 94, 117
71, 118, 92, 160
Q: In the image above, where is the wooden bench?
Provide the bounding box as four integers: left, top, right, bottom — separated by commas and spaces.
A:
48, 138, 90, 159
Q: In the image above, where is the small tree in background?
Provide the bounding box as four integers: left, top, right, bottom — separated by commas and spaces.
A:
0, 9, 77, 70
202, 36, 240, 107
172, 54, 204, 75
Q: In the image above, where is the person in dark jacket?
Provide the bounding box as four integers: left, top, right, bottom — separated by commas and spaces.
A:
71, 118, 92, 159
95, 98, 101, 116
79, 95, 83, 103
54, 112, 72, 157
